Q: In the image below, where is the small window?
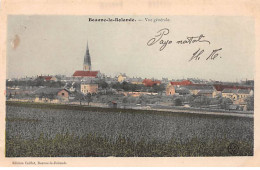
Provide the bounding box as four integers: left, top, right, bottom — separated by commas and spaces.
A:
62, 93, 65, 96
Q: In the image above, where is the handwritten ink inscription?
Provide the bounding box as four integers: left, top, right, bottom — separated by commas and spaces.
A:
147, 28, 222, 61
189, 48, 222, 61
147, 28, 173, 51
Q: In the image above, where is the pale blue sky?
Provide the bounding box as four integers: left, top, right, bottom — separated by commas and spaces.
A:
7, 16, 254, 81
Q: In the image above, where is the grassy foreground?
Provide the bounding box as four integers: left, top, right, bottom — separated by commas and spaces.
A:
6, 133, 253, 157
6, 101, 249, 119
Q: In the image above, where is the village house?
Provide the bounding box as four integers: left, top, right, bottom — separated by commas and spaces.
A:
222, 88, 253, 101
166, 80, 192, 96
129, 77, 143, 85
34, 87, 70, 102
232, 91, 252, 111
197, 89, 215, 98
81, 80, 98, 95
142, 79, 161, 87
237, 89, 253, 98
184, 84, 217, 97
36, 75, 52, 81
166, 84, 175, 96
50, 76, 58, 81
175, 87, 190, 96
117, 74, 127, 83
222, 89, 239, 100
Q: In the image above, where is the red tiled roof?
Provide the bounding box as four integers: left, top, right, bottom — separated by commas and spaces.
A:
213, 84, 253, 91
73, 71, 99, 77
38, 76, 52, 81
44, 76, 52, 81
170, 80, 192, 86
142, 79, 161, 87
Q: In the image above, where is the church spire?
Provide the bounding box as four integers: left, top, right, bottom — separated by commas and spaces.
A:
83, 42, 91, 71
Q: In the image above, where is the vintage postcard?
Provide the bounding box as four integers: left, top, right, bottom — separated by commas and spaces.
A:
0, 0, 260, 167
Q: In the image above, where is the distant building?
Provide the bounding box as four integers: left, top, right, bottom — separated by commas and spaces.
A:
175, 87, 190, 96
170, 80, 193, 87
81, 80, 98, 95
184, 84, 215, 96
129, 77, 143, 85
83, 42, 91, 71
73, 71, 99, 78
197, 89, 215, 98
50, 76, 58, 81
118, 74, 127, 83
213, 84, 253, 92
142, 79, 161, 87
37, 75, 53, 81
73, 43, 100, 78
222, 88, 253, 101
221, 89, 237, 100
35, 75, 59, 82
34, 87, 70, 102
237, 89, 253, 98
166, 84, 175, 96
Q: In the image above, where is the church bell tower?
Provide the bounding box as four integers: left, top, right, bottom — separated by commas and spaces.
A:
83, 42, 91, 71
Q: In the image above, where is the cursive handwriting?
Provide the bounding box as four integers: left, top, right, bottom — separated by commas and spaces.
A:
189, 48, 222, 61
147, 28, 212, 51
147, 28, 222, 62
189, 48, 204, 61
206, 48, 222, 60
176, 34, 210, 45
147, 28, 172, 51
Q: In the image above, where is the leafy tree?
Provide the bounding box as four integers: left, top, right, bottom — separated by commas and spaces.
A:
36, 80, 44, 86
75, 92, 85, 105
245, 95, 254, 111
152, 84, 165, 95
99, 80, 108, 89
220, 98, 233, 110
130, 84, 138, 92
111, 82, 122, 90
86, 93, 92, 106
39, 92, 45, 99
122, 81, 130, 91
174, 98, 182, 106
47, 93, 55, 100
185, 95, 195, 104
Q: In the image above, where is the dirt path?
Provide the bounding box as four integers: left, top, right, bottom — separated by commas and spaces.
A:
147, 108, 253, 118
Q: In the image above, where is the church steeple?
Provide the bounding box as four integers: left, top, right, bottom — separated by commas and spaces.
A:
83, 42, 91, 71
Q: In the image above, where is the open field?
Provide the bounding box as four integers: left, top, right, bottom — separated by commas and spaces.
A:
6, 102, 254, 157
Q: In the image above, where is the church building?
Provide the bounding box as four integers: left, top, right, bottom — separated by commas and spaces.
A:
73, 43, 100, 78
